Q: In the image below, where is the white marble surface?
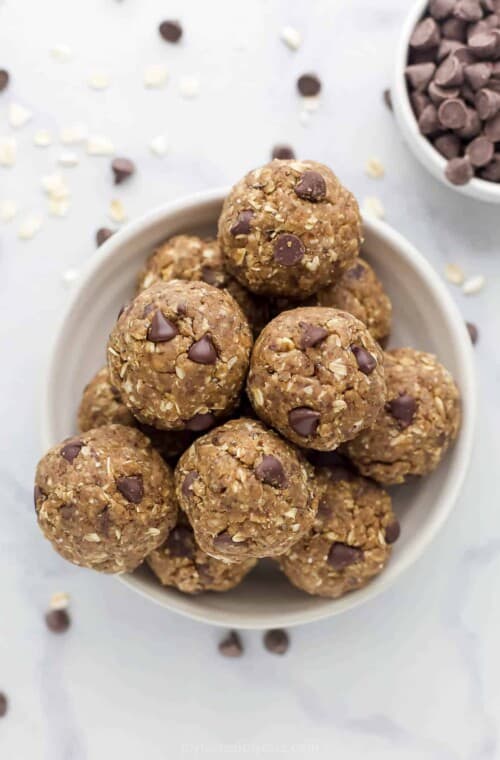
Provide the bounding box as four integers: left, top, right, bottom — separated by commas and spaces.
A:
1, 0, 499, 758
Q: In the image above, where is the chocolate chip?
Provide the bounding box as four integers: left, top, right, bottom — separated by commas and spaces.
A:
410, 17, 441, 49
299, 322, 328, 350
385, 520, 401, 544
454, 0, 484, 21
429, 0, 456, 19
480, 153, 500, 180
405, 63, 436, 91
317, 498, 333, 519
272, 144, 295, 159
263, 629, 289, 655
59, 503, 75, 520
45, 609, 71, 634
428, 81, 460, 105
288, 407, 320, 437
419, 104, 441, 135
475, 87, 500, 119
273, 233, 305, 266
96, 227, 114, 247
410, 91, 431, 117
466, 321, 479, 344
438, 98, 468, 128
383, 88, 393, 111
60, 440, 83, 463
182, 471, 198, 497
166, 525, 195, 558
230, 209, 254, 236
455, 107, 481, 138
327, 542, 363, 570
159, 20, 182, 43
213, 531, 239, 549
465, 62, 492, 90
434, 133, 462, 159
442, 17, 468, 41
116, 475, 144, 503
255, 455, 287, 488
196, 563, 213, 582
351, 345, 377, 374
111, 157, 135, 185
200, 266, 219, 286
435, 55, 464, 87
0, 70, 9, 92
185, 413, 216, 431
445, 155, 474, 184
346, 262, 366, 280
468, 30, 499, 58
387, 393, 417, 428
437, 38, 464, 61
294, 171, 326, 202
0, 693, 7, 718
34, 484, 45, 507
188, 333, 217, 364
147, 310, 178, 342
466, 135, 494, 166
307, 449, 352, 470
218, 631, 243, 657
297, 73, 321, 96
484, 111, 500, 140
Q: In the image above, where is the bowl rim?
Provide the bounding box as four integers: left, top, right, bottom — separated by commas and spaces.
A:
392, 0, 500, 204
40, 187, 477, 629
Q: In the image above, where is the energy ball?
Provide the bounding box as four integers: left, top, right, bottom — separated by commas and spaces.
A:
280, 466, 398, 598
108, 280, 253, 431
34, 425, 178, 573
218, 159, 362, 299
247, 307, 386, 451
146, 513, 257, 594
175, 418, 316, 561
346, 348, 461, 485
137, 235, 268, 334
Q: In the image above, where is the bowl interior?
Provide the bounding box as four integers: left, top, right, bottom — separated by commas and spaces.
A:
42, 191, 474, 628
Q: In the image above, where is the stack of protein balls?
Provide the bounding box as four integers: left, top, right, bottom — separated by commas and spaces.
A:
34, 159, 461, 599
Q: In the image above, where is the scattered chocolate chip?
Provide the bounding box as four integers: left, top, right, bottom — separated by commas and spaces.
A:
59, 503, 75, 520
410, 90, 431, 117
469, 30, 499, 57
263, 629, 289, 655
0, 692, 7, 718
196, 563, 213, 582
484, 111, 500, 140
288, 407, 320, 437
218, 631, 243, 657
475, 87, 500, 119
434, 133, 462, 159
405, 63, 436, 91
159, 20, 182, 43
445, 155, 474, 184
438, 98, 468, 128
213, 531, 238, 549
294, 171, 326, 202
327, 542, 363, 570
272, 144, 295, 160
273, 233, 305, 266
45, 609, 71, 634
60, 440, 83, 463
454, 0, 484, 21
385, 520, 401, 544
230, 210, 254, 236
185, 413, 216, 432
255, 455, 287, 488
176, 301, 188, 316
464, 61, 492, 90
300, 323, 328, 349
166, 525, 195, 558
116, 475, 144, 503
442, 17, 467, 41
387, 393, 417, 428
0, 70, 9, 92
437, 38, 464, 61
297, 73, 321, 97
317, 498, 333, 519
410, 17, 441, 50
383, 88, 393, 111
188, 333, 217, 364
435, 55, 464, 87
346, 262, 366, 280
351, 345, 377, 374
419, 103, 441, 134
96, 227, 114, 247
456, 106, 481, 138
182, 471, 198, 497
466, 135, 494, 166
147, 310, 178, 342
466, 321, 479, 344
428, 81, 460, 105
111, 157, 135, 185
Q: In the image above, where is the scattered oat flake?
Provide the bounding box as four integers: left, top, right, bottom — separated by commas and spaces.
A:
34, 130, 53, 147
365, 157, 385, 179
444, 263, 465, 286
49, 198, 70, 217
178, 76, 200, 98
8, 103, 32, 129
41, 173, 70, 200
462, 275, 485, 295
0, 200, 17, 222
302, 96, 320, 112
280, 26, 302, 51
60, 124, 88, 144
109, 199, 127, 223
50, 591, 70, 611
150, 135, 168, 156
18, 215, 43, 240
87, 136, 115, 156
88, 72, 109, 90
62, 268, 80, 285
58, 151, 79, 167
0, 137, 17, 167
362, 196, 385, 219
50, 44, 72, 61
144, 64, 168, 88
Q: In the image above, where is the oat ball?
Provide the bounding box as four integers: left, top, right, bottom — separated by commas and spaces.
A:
175, 418, 316, 561
137, 235, 268, 334
280, 466, 398, 598
34, 425, 178, 573
346, 348, 461, 485
247, 307, 386, 451
147, 513, 257, 594
108, 280, 253, 431
218, 159, 362, 299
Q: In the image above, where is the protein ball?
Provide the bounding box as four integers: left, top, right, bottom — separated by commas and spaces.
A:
247, 307, 386, 451
218, 159, 362, 299
280, 466, 398, 598
175, 418, 316, 561
108, 280, 253, 431
34, 425, 178, 573
136, 235, 268, 334
347, 348, 461, 485
146, 513, 257, 593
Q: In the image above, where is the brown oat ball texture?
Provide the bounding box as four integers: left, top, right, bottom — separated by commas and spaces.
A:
175, 418, 316, 561
247, 307, 386, 451
218, 159, 362, 299
34, 425, 178, 573
108, 280, 253, 431
146, 512, 257, 594
137, 234, 268, 334
346, 348, 461, 485
280, 466, 398, 598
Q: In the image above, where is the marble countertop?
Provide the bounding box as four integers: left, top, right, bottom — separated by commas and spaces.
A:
1, 0, 499, 758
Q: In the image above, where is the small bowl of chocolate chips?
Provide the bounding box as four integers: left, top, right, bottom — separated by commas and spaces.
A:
392, 0, 500, 202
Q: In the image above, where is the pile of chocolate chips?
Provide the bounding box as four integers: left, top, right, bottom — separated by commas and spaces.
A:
406, 0, 500, 185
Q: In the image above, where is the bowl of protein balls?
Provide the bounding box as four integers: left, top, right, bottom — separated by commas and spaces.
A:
393, 0, 500, 202
38, 159, 475, 628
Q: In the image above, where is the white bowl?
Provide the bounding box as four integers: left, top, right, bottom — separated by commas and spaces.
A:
41, 188, 476, 629
392, 0, 500, 204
